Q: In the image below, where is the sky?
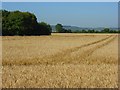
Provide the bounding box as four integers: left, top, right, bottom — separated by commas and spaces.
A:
2, 2, 118, 28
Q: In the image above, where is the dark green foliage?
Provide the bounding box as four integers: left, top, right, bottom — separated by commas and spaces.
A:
87, 29, 95, 33
118, 30, 120, 33
101, 28, 110, 33
72, 29, 119, 33
100, 28, 119, 33
55, 24, 63, 33
37, 22, 52, 35
2, 10, 51, 36
0, 10, 2, 36
2, 10, 10, 35
81, 29, 87, 33
55, 24, 72, 33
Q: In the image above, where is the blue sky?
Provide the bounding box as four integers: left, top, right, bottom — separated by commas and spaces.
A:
2, 2, 118, 28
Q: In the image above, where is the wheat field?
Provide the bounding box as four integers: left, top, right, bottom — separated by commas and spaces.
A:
2, 33, 118, 88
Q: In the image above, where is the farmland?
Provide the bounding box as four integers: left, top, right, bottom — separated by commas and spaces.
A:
2, 33, 118, 88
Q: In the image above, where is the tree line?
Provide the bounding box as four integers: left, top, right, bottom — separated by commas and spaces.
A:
2, 10, 119, 36
55, 24, 119, 33
73, 28, 119, 33
2, 10, 52, 36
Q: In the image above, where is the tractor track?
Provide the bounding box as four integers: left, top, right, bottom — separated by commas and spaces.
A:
3, 35, 117, 65
45, 35, 117, 65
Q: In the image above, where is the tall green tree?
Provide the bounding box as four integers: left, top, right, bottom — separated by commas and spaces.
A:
2, 10, 51, 36
55, 24, 63, 33
6, 11, 38, 35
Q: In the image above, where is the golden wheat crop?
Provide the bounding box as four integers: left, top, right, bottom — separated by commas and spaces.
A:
2, 33, 118, 88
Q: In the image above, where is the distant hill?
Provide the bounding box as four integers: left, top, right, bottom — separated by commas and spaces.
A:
51, 25, 118, 32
